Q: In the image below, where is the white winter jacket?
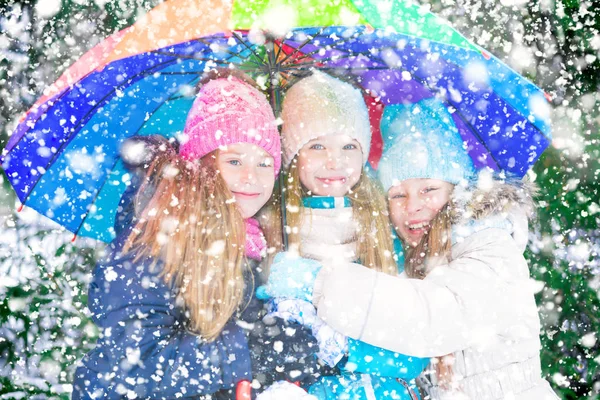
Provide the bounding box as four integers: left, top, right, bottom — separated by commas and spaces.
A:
312, 181, 558, 399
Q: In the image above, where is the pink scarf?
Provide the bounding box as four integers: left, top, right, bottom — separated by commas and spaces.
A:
245, 218, 266, 261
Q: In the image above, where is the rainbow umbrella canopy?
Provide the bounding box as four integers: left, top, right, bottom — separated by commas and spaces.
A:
1, 0, 552, 242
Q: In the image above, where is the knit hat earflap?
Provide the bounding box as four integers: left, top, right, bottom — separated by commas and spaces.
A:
179, 76, 281, 174
281, 71, 371, 168
377, 97, 476, 192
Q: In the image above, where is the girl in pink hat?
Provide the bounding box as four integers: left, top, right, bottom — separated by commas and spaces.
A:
73, 72, 318, 399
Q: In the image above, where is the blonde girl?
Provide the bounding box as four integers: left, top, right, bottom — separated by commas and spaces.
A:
260, 71, 428, 400
73, 73, 318, 399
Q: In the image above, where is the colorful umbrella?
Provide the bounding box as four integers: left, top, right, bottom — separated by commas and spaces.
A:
1, 0, 552, 243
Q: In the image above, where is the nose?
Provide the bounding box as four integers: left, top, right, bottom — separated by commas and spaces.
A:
404, 194, 423, 214
239, 165, 257, 185
325, 149, 343, 170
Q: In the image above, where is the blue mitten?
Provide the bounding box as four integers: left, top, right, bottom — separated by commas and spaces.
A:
256, 252, 323, 302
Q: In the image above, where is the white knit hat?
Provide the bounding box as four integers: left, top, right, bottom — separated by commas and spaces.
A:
281, 72, 371, 168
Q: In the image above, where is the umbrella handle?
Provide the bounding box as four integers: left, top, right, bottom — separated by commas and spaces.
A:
236, 380, 252, 400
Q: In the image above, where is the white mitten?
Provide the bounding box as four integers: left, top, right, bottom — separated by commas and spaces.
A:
268, 299, 347, 367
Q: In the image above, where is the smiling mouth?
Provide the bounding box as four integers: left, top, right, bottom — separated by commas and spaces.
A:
232, 191, 261, 198
317, 177, 347, 185
407, 221, 430, 231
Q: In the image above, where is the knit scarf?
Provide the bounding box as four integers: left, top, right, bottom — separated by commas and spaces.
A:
245, 218, 267, 261
299, 196, 358, 264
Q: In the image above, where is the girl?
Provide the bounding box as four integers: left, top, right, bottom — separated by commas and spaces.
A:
263, 97, 559, 399
72, 73, 318, 399
261, 71, 429, 399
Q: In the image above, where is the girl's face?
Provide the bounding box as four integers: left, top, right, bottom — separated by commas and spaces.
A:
297, 135, 363, 197
216, 143, 276, 219
388, 178, 454, 246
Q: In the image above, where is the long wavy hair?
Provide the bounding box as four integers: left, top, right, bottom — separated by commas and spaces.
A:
122, 146, 257, 341
284, 156, 397, 275
404, 200, 455, 388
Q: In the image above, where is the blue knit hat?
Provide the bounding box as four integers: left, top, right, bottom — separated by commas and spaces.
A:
377, 97, 476, 192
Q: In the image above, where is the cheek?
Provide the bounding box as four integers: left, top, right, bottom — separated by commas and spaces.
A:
389, 202, 405, 228
218, 168, 237, 189
260, 174, 275, 193
298, 166, 316, 188
430, 194, 450, 212
349, 166, 362, 185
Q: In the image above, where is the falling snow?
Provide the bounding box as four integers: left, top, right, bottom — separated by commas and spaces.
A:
0, 0, 599, 398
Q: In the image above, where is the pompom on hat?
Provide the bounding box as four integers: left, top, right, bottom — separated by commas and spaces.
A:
377, 97, 476, 192
179, 76, 281, 174
280, 71, 371, 168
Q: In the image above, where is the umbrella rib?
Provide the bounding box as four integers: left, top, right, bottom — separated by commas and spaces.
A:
280, 52, 387, 71
130, 75, 201, 135
290, 65, 392, 72
72, 74, 202, 239
195, 36, 264, 68
16, 56, 183, 208
274, 39, 284, 61
149, 51, 235, 65
151, 35, 262, 66
229, 31, 267, 67
278, 27, 327, 64
285, 29, 368, 63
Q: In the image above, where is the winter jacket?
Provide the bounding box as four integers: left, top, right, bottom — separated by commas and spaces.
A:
71, 228, 260, 399
287, 197, 428, 399
311, 181, 559, 399
73, 171, 274, 399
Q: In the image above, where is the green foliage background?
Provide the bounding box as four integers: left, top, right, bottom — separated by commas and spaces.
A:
0, 0, 599, 398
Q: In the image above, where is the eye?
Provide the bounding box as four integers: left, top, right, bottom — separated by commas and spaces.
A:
259, 159, 273, 168
227, 159, 242, 166
390, 193, 406, 199
423, 187, 438, 193
343, 143, 358, 150
309, 143, 325, 150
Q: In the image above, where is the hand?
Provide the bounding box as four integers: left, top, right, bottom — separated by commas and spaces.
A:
256, 252, 322, 302
266, 299, 348, 369
247, 316, 319, 388
267, 299, 319, 329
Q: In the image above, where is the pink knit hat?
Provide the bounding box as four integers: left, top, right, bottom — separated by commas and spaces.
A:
179, 77, 281, 174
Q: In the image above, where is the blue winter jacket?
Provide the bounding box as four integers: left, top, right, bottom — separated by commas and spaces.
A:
72, 235, 253, 399
72, 177, 252, 399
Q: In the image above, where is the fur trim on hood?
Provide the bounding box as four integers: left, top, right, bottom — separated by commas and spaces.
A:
450, 172, 537, 224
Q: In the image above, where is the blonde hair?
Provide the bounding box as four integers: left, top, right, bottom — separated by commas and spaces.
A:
404, 201, 455, 388
122, 147, 270, 341
284, 156, 397, 275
